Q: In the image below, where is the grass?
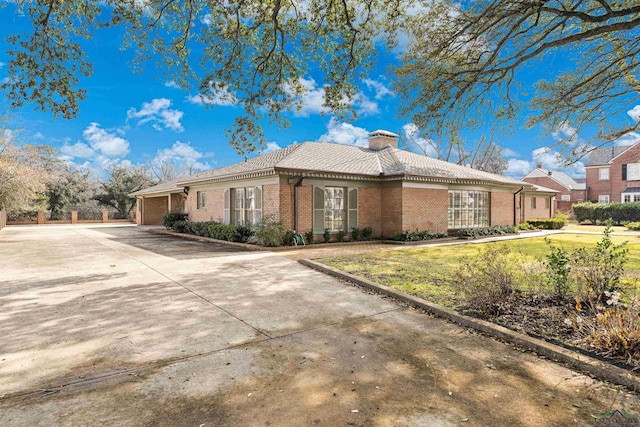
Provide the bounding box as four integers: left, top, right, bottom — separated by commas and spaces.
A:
319, 233, 640, 308
564, 223, 640, 234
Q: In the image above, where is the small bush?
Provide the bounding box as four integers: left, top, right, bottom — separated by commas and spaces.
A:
544, 238, 572, 298
626, 222, 640, 231
323, 228, 331, 243
161, 212, 188, 230
256, 215, 286, 247
394, 230, 448, 241
526, 218, 566, 230
208, 223, 235, 241
457, 225, 515, 238
284, 230, 295, 246
350, 227, 361, 241
188, 221, 216, 237
305, 230, 315, 244
171, 220, 189, 233
362, 226, 373, 240
516, 222, 535, 231
450, 246, 519, 316
336, 230, 345, 242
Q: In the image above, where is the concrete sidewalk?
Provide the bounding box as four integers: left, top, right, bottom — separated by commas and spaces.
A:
0, 225, 637, 426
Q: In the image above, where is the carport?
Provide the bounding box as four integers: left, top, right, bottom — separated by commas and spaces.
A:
131, 179, 186, 225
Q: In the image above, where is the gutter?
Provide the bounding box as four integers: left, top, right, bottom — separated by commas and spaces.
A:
293, 173, 306, 232
514, 186, 525, 224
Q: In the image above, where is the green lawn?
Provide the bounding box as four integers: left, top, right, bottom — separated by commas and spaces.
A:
319, 233, 640, 308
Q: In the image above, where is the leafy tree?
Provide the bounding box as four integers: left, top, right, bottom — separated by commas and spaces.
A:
94, 165, 155, 218
395, 1, 640, 162
46, 165, 94, 219
0, 117, 62, 211
2, 0, 407, 156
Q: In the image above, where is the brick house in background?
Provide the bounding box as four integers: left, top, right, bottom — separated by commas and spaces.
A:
132, 131, 557, 238
585, 141, 640, 203
522, 164, 587, 202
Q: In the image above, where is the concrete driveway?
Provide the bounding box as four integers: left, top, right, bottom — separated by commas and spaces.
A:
0, 225, 637, 426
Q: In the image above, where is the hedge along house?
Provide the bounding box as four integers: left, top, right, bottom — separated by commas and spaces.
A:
132, 131, 556, 238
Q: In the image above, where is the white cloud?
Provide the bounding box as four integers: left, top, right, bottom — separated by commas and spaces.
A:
259, 142, 282, 154
502, 148, 520, 158
33, 132, 45, 140
318, 118, 370, 147
152, 140, 213, 172
60, 141, 96, 159
401, 123, 438, 157
0, 62, 5, 69
506, 159, 533, 177
362, 78, 394, 100
628, 105, 640, 122
287, 77, 380, 118
164, 80, 180, 89
186, 82, 237, 106
615, 131, 640, 146
127, 98, 184, 132
82, 122, 130, 158
551, 121, 581, 146
202, 14, 213, 26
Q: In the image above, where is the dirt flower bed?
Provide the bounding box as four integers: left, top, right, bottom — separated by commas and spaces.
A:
321, 225, 640, 370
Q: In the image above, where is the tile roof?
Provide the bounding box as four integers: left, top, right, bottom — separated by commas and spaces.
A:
179, 142, 523, 186
130, 179, 184, 197
523, 168, 586, 190
585, 146, 630, 167
136, 141, 532, 195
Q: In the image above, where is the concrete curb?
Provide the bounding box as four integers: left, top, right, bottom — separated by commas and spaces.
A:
299, 259, 640, 392
148, 228, 265, 251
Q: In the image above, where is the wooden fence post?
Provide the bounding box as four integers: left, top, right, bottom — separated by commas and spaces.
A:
102, 210, 109, 223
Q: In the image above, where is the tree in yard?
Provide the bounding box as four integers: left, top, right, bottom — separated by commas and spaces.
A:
45, 165, 94, 219
395, 1, 640, 163
94, 165, 155, 219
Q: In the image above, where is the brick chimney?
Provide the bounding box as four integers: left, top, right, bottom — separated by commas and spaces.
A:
368, 130, 399, 150
536, 163, 543, 169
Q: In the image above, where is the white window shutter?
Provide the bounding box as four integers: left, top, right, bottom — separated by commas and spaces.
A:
223, 189, 230, 224
348, 188, 358, 231
313, 187, 325, 234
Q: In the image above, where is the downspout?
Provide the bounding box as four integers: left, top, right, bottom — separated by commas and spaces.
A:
514, 186, 525, 225
293, 173, 306, 231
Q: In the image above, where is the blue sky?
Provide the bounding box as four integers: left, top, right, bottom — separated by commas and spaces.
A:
2, 3, 639, 180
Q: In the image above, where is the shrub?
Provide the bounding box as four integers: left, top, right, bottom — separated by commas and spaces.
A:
362, 226, 373, 240
457, 225, 515, 238
188, 221, 216, 237
208, 223, 235, 241
161, 212, 188, 229
350, 227, 361, 241
256, 215, 286, 247
284, 230, 295, 246
171, 220, 189, 233
336, 229, 345, 242
305, 230, 315, 244
544, 238, 572, 298
626, 222, 640, 231
394, 230, 448, 241
450, 246, 519, 316
572, 202, 640, 224
525, 218, 566, 230
323, 228, 331, 243
516, 222, 535, 231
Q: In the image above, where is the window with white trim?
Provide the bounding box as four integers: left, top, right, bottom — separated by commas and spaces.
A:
197, 191, 206, 210
598, 195, 610, 203
561, 194, 571, 201
598, 167, 610, 180
531, 197, 537, 209
545, 198, 550, 209
448, 190, 490, 229
313, 186, 357, 233
628, 163, 640, 181
622, 193, 640, 203
231, 186, 262, 225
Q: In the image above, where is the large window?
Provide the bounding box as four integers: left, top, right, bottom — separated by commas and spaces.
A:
599, 167, 610, 180
622, 193, 640, 203
313, 186, 357, 233
448, 190, 490, 229
598, 194, 610, 203
231, 186, 262, 225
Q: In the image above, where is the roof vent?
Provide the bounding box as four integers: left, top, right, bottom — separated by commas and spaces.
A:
368, 129, 399, 151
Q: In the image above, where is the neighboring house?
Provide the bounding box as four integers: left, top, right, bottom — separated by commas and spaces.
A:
132, 130, 557, 237
522, 164, 587, 202
585, 141, 640, 203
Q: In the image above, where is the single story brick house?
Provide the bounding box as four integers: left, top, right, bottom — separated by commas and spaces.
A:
132, 131, 557, 238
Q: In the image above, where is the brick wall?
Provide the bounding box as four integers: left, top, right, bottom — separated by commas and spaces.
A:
187, 189, 224, 222
586, 167, 612, 202
143, 196, 168, 225
279, 183, 295, 230
490, 192, 515, 226
380, 186, 403, 237
609, 144, 640, 203
401, 187, 448, 234
523, 176, 570, 199
522, 195, 553, 220
359, 187, 382, 237
263, 183, 280, 221
170, 193, 184, 212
